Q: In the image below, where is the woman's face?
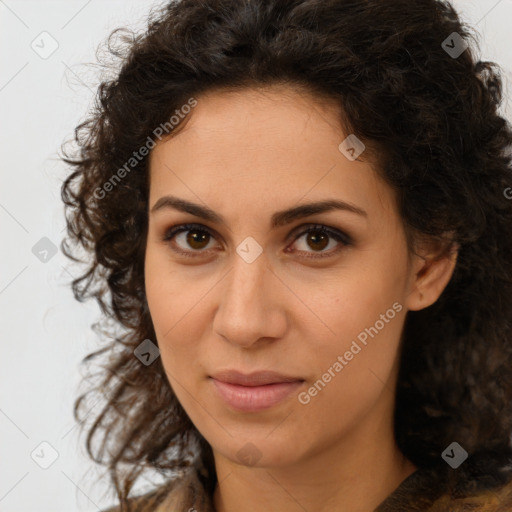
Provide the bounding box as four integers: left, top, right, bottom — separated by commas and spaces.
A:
144, 85, 435, 469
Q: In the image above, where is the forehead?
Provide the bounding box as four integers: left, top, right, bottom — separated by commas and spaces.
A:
153, 84, 346, 159
148, 85, 396, 226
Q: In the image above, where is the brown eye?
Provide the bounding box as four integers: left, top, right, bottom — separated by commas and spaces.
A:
288, 224, 352, 259
184, 229, 211, 250
162, 222, 352, 260
163, 223, 218, 256
305, 230, 329, 251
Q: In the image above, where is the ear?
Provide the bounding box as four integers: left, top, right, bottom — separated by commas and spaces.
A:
406, 238, 459, 312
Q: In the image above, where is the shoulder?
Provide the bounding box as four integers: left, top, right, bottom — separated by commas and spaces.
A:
428, 473, 512, 512
100, 483, 172, 512
101, 467, 214, 512
377, 465, 512, 512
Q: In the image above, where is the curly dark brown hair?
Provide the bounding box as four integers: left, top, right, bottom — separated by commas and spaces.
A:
60, 0, 512, 509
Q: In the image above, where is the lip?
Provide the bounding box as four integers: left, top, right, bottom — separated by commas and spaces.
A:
210, 369, 304, 386
210, 370, 304, 412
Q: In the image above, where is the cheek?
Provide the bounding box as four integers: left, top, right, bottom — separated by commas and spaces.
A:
296, 258, 406, 347
290, 249, 407, 400
293, 282, 406, 440
145, 250, 192, 354
144, 248, 217, 386
144, 264, 205, 414
145, 246, 202, 335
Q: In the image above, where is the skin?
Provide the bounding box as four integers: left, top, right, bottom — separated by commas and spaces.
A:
144, 84, 458, 512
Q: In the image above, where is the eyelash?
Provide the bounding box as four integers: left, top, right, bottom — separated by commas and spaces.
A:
162, 222, 353, 260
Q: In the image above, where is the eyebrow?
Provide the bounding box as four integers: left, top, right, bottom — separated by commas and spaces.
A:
150, 195, 367, 228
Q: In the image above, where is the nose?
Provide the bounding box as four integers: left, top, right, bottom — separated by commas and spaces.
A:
212, 248, 287, 349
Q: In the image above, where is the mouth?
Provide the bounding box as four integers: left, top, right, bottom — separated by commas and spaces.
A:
209, 370, 305, 412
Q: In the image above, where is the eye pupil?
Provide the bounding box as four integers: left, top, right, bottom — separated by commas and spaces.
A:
187, 230, 210, 249
308, 231, 329, 251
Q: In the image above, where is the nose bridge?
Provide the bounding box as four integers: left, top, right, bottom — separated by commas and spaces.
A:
213, 241, 282, 346
224, 243, 269, 316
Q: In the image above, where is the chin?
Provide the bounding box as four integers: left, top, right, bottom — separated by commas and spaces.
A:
211, 432, 305, 469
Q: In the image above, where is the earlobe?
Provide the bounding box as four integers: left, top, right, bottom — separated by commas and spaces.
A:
406, 243, 459, 312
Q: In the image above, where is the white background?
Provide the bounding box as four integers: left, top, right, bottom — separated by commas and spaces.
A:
1, 1, 511, 511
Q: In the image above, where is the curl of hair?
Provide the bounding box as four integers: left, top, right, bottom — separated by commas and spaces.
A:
60, 0, 512, 509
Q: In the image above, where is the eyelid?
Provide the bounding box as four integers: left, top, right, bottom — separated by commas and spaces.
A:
162, 222, 353, 258
288, 223, 353, 245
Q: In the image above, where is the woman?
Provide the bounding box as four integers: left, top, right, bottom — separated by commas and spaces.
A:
60, 0, 512, 510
